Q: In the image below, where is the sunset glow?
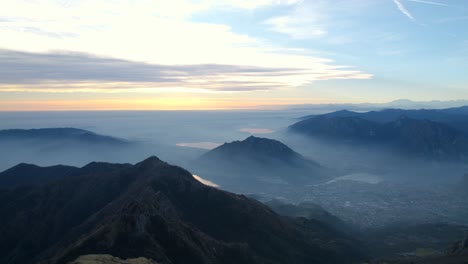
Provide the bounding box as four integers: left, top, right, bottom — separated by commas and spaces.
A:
1, 0, 467, 110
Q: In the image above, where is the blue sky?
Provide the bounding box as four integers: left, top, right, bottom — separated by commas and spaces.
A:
0, 0, 467, 110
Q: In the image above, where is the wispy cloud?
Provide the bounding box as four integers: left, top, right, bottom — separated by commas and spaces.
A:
264, 15, 327, 40
0, 0, 373, 94
0, 49, 372, 93
393, 0, 415, 20
407, 0, 448, 6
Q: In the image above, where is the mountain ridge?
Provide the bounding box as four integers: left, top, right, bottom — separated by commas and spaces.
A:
0, 156, 365, 264
290, 114, 468, 160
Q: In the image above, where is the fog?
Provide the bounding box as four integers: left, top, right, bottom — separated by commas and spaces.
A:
1, 110, 468, 231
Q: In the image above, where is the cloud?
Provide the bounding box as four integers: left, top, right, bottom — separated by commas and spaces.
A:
0, 0, 306, 67
0, 0, 372, 93
263, 1, 377, 41
393, 0, 415, 20
264, 1, 328, 40
193, 175, 220, 187
217, 0, 301, 10
176, 142, 222, 150
238, 128, 274, 134
0, 49, 372, 93
264, 15, 327, 39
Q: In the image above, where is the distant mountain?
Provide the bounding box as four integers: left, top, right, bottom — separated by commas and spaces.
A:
382, 116, 468, 159
195, 136, 330, 188
299, 107, 468, 133
201, 136, 305, 163
290, 115, 468, 160
283, 99, 468, 112
290, 115, 380, 141
0, 128, 137, 172
0, 128, 128, 145
0, 157, 365, 264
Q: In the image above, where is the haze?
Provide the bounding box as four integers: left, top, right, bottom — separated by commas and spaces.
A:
1, 1, 468, 263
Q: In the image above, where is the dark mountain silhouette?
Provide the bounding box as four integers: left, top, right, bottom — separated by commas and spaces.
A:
290, 115, 468, 160
0, 128, 129, 145
0, 162, 133, 189
0, 163, 79, 188
0, 157, 365, 264
194, 136, 330, 188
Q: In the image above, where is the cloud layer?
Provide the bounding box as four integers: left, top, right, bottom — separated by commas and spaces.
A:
0, 0, 373, 93
0, 49, 371, 93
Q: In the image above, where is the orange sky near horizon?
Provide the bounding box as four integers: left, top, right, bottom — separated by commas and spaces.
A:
0, 97, 331, 111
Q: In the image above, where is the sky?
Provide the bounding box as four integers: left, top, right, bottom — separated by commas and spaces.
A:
0, 0, 467, 110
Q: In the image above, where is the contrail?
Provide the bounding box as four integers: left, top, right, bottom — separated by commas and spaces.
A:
408, 0, 448, 6
393, 0, 415, 20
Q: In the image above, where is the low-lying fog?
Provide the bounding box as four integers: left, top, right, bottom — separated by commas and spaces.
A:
0, 110, 305, 169
1, 110, 468, 229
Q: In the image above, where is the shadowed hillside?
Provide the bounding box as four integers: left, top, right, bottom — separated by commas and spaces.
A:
0, 156, 365, 264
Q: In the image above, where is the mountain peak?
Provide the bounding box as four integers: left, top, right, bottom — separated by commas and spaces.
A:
245, 135, 260, 141
135, 156, 163, 168
219, 136, 298, 160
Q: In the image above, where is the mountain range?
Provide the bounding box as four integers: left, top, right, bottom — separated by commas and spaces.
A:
299, 107, 468, 133
290, 109, 468, 160
283, 99, 468, 113
0, 156, 364, 264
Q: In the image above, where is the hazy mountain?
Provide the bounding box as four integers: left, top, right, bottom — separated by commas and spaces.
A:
300, 107, 468, 133
0, 156, 365, 264
290, 114, 468, 160
201, 136, 306, 163
381, 116, 468, 159
0, 128, 129, 145
283, 100, 468, 113
0, 128, 137, 171
290, 115, 381, 141
194, 136, 330, 189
